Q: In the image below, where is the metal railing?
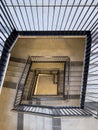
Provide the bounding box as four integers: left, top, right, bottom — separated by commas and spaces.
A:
63, 59, 70, 99
0, 0, 18, 93
4, 0, 97, 31
14, 56, 32, 106
84, 21, 98, 117
12, 104, 92, 117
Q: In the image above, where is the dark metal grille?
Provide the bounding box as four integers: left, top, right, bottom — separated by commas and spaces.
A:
0, 0, 18, 91
2, 0, 97, 31
31, 56, 70, 62
84, 20, 98, 116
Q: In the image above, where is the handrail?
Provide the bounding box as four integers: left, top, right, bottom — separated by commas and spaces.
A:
27, 70, 37, 100
14, 56, 31, 106
20, 56, 32, 103
67, 58, 70, 100
18, 56, 31, 86
31, 56, 70, 62
63, 57, 70, 99
0, 53, 10, 94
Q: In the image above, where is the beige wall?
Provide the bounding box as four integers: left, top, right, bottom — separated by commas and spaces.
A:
32, 63, 64, 70
11, 37, 85, 61
0, 88, 17, 130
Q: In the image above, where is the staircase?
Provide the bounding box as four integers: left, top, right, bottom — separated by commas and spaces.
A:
13, 105, 92, 117
14, 56, 32, 106
12, 56, 93, 117
23, 71, 33, 100
58, 71, 64, 94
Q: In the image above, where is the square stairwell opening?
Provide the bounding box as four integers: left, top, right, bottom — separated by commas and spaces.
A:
7, 31, 91, 108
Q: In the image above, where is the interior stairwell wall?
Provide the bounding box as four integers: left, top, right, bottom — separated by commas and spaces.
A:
4, 37, 85, 99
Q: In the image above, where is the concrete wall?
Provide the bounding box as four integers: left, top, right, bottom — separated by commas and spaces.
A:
11, 37, 85, 61
4, 60, 25, 88
32, 63, 64, 70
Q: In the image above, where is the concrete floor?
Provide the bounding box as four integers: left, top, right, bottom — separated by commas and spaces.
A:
34, 74, 57, 95
33, 73, 80, 106
38, 99, 80, 106
0, 87, 98, 130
